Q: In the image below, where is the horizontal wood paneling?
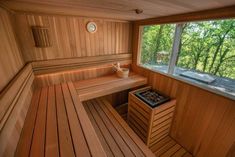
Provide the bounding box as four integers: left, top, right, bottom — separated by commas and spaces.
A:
32, 53, 132, 74
0, 64, 34, 157
34, 61, 131, 88
0, 7, 24, 92
14, 13, 133, 62
128, 87, 176, 147
74, 72, 147, 101
132, 15, 235, 156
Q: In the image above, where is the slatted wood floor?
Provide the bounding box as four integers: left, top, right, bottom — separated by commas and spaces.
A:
15, 82, 105, 157
149, 136, 193, 157
83, 98, 155, 157
114, 102, 193, 157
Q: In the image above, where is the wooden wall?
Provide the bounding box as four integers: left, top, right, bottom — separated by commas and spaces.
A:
0, 7, 24, 92
14, 13, 133, 62
132, 23, 235, 157
0, 7, 35, 157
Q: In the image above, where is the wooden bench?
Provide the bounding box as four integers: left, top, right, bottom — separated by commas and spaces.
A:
14, 74, 191, 157
0, 64, 34, 157
15, 82, 106, 157
74, 73, 147, 101
83, 98, 155, 157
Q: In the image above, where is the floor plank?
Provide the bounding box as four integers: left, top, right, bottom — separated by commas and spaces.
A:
91, 99, 135, 157
86, 100, 124, 157
97, 98, 146, 157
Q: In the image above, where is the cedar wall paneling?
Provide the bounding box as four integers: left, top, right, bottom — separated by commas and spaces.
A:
0, 8, 24, 91
132, 23, 235, 157
14, 13, 133, 62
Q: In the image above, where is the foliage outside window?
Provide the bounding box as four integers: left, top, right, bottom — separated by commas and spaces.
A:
139, 19, 235, 96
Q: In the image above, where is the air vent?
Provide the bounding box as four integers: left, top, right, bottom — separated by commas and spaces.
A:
31, 26, 51, 47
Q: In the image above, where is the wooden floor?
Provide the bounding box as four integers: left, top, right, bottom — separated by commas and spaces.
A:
149, 136, 193, 157
83, 98, 155, 157
15, 82, 105, 157
114, 102, 193, 157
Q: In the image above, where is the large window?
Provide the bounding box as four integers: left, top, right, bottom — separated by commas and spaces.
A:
140, 24, 175, 72
139, 19, 235, 97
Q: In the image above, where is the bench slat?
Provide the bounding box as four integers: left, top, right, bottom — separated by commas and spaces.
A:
67, 82, 106, 157
45, 86, 59, 157
15, 89, 41, 157
30, 87, 48, 157
61, 83, 91, 156
74, 73, 147, 101
55, 84, 75, 157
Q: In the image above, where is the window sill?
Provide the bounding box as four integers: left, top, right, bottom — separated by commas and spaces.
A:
138, 64, 235, 101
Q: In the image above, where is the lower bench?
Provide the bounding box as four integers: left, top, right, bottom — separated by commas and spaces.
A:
15, 82, 105, 157
15, 82, 154, 157
83, 98, 155, 157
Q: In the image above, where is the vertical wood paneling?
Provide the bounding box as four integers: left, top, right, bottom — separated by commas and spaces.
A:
0, 7, 24, 91
14, 13, 133, 62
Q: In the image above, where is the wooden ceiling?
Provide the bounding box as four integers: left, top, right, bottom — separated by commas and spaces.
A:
1, 0, 235, 20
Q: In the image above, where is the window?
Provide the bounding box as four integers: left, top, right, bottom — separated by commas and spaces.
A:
140, 24, 175, 73
139, 19, 235, 97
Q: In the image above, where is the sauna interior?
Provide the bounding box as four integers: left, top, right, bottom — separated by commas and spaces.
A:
0, 0, 235, 157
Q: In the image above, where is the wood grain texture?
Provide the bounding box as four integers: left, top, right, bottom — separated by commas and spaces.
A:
34, 62, 131, 88
132, 11, 235, 156
83, 97, 155, 157
0, 64, 34, 157
128, 86, 176, 147
14, 12, 133, 62
32, 53, 132, 75
134, 5, 235, 26
2, 0, 235, 20
0, 7, 24, 92
150, 136, 192, 157
31, 26, 51, 47
132, 65, 235, 157
16, 82, 106, 157
74, 72, 147, 101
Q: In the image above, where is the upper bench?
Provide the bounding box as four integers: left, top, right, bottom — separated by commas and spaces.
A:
73, 72, 147, 101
